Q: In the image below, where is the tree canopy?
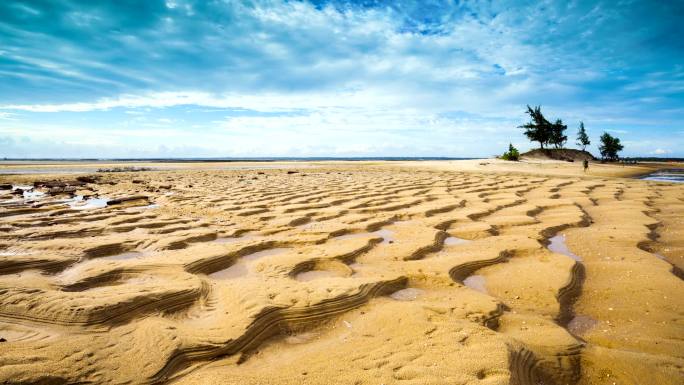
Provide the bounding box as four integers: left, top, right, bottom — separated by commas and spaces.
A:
599, 132, 623, 161
519, 105, 567, 149
576, 121, 590, 151
549, 119, 567, 149
519, 105, 551, 149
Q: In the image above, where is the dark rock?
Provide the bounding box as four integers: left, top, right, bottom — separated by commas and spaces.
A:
106, 195, 149, 206
287, 171, 299, 174
11, 188, 24, 195
76, 175, 98, 183
0, 337, 6, 342
0, 184, 11, 190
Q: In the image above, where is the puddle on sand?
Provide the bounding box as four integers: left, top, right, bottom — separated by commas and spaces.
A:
5, 185, 45, 201
349, 262, 365, 277
548, 234, 582, 261
127, 203, 159, 211
22, 190, 45, 200
210, 248, 289, 280
567, 314, 598, 336
68, 196, 109, 210
444, 236, 470, 246
101, 251, 144, 261
464, 275, 488, 294
0, 321, 57, 342
296, 220, 319, 230
374, 229, 395, 244
295, 270, 346, 282
213, 232, 263, 244
285, 331, 319, 344
390, 288, 423, 301
334, 229, 396, 244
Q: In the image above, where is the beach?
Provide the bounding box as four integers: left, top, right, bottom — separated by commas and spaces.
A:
0, 159, 682, 385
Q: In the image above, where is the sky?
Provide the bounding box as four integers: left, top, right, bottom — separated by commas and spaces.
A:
0, 0, 683, 158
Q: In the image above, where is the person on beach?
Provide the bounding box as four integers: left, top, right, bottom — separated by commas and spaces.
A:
583, 159, 589, 172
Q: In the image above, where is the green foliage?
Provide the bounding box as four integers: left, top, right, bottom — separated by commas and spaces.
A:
519, 105, 567, 149
549, 119, 567, 149
519, 105, 551, 149
599, 132, 624, 161
502, 143, 520, 161
576, 121, 590, 151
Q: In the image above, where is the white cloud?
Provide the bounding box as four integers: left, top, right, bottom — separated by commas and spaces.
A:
0, 0, 682, 158
650, 148, 671, 155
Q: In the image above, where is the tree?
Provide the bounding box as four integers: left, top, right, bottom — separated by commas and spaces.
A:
576, 121, 590, 151
549, 119, 567, 149
502, 143, 520, 161
599, 132, 623, 161
519, 105, 552, 149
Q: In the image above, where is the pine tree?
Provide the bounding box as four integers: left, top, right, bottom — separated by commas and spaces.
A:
519, 105, 552, 149
576, 121, 590, 151
549, 119, 567, 149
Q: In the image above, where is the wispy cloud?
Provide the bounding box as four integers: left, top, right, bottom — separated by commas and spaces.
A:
0, 0, 683, 157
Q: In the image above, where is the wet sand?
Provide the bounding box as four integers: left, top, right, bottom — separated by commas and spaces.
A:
0, 159, 682, 385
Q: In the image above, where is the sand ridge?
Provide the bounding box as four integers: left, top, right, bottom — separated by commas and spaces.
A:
0, 161, 682, 385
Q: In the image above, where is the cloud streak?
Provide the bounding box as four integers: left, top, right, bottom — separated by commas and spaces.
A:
0, 0, 682, 157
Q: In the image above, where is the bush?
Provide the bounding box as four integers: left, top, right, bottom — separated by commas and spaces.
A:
502, 143, 520, 161
599, 132, 623, 161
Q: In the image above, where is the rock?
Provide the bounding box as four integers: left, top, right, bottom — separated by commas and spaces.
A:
0, 337, 6, 342
48, 186, 77, 195
76, 176, 99, 183
11, 188, 24, 195
0, 184, 11, 190
106, 195, 149, 206
35, 180, 86, 188
287, 171, 299, 174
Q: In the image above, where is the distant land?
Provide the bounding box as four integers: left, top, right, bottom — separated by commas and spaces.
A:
1, 156, 683, 163
0, 157, 477, 162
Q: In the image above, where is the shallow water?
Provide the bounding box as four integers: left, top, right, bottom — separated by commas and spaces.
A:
567, 314, 598, 336
2, 168, 93, 175
463, 275, 488, 294
390, 288, 423, 301
548, 234, 582, 261
0, 321, 57, 342
295, 270, 345, 281
334, 229, 395, 244
22, 190, 46, 200
374, 229, 395, 244
209, 248, 289, 280
640, 169, 684, 183
285, 331, 319, 344
213, 232, 263, 244
444, 236, 470, 246
68, 196, 109, 210
101, 251, 143, 261
128, 203, 159, 211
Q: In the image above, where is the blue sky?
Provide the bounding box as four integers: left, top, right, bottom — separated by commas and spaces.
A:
0, 0, 682, 158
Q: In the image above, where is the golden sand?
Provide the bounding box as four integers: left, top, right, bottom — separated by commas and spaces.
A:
0, 160, 682, 385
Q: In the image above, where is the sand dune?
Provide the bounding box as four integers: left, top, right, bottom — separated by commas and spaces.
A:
0, 161, 682, 384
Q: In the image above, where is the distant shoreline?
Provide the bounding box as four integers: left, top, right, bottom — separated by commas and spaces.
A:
0, 157, 479, 163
